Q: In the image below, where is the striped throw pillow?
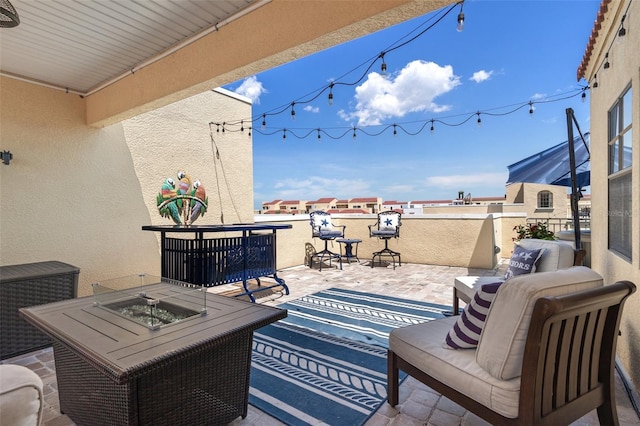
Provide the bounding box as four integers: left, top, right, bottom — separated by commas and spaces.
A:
443, 282, 503, 349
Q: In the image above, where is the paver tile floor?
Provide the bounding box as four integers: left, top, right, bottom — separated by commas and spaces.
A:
4, 261, 639, 425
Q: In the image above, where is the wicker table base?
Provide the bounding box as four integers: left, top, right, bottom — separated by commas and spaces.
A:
53, 335, 252, 425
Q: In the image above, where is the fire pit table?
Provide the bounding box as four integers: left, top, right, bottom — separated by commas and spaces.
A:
19, 274, 286, 426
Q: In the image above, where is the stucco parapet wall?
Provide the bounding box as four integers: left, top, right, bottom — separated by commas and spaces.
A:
255, 212, 526, 222
212, 87, 252, 105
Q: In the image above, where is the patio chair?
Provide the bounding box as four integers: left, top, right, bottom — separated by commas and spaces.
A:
369, 210, 402, 269
453, 238, 586, 314
388, 267, 636, 425
309, 211, 345, 271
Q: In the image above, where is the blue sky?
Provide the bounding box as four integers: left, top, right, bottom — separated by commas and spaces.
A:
223, 0, 598, 209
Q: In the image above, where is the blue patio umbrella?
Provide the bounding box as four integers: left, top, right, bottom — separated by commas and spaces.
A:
506, 132, 590, 188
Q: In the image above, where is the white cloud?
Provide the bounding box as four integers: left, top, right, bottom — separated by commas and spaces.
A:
233, 76, 267, 104
304, 105, 320, 113
424, 173, 506, 189
469, 70, 493, 83
339, 60, 461, 126
531, 92, 547, 100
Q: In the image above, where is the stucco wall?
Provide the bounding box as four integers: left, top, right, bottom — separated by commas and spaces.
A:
505, 182, 569, 219
583, 0, 640, 396
0, 77, 159, 296
0, 79, 254, 296
257, 213, 505, 270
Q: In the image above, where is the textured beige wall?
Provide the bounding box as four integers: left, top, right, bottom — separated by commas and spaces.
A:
0, 79, 253, 296
258, 213, 506, 270
505, 182, 568, 219
122, 88, 254, 228
0, 77, 159, 296
582, 0, 640, 396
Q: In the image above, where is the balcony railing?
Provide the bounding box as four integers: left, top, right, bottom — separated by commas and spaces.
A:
526, 217, 591, 234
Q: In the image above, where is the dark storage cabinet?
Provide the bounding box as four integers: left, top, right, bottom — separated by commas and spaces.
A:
1, 261, 79, 359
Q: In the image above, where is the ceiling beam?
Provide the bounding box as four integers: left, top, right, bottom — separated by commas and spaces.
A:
85, 0, 454, 127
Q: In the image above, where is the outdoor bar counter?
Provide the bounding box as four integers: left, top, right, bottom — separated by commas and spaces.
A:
142, 224, 292, 302
20, 280, 287, 425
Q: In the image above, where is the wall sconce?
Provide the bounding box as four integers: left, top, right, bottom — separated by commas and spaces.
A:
1, 151, 13, 165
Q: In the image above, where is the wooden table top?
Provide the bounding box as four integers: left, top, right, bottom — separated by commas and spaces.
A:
20, 283, 286, 384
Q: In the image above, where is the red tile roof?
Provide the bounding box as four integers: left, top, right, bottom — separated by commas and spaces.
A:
577, 0, 611, 81
350, 197, 378, 203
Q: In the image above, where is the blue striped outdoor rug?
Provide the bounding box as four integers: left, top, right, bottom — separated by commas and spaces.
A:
249, 288, 449, 425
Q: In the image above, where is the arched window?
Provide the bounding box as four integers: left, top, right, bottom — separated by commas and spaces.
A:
537, 191, 553, 208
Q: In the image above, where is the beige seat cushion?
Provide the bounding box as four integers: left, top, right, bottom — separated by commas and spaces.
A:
476, 266, 603, 380
454, 239, 577, 302
390, 316, 521, 418
0, 364, 44, 426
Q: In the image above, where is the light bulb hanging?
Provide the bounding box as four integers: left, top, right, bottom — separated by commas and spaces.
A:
528, 102, 534, 117
248, 127, 252, 137
593, 74, 598, 88
393, 124, 397, 137
618, 15, 626, 36
261, 114, 266, 130
430, 120, 435, 134
380, 52, 387, 76
581, 90, 587, 103
352, 127, 357, 141
476, 112, 482, 127
328, 83, 334, 106
317, 129, 321, 142
604, 53, 610, 69
240, 120, 244, 132
282, 129, 287, 141
290, 102, 296, 121
456, 2, 465, 32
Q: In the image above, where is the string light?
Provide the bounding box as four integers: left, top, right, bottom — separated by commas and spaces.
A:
282, 129, 287, 141
240, 120, 244, 132
211, 88, 587, 141
593, 74, 598, 88
618, 14, 626, 37
214, 2, 462, 131
380, 52, 387, 76
261, 114, 266, 130
603, 53, 610, 69
352, 127, 357, 141
290, 102, 296, 120
457, 2, 465, 32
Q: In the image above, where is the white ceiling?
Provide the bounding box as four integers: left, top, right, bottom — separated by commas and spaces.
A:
0, 0, 263, 95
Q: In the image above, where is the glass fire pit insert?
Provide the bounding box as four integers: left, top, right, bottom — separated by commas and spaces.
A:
92, 273, 206, 330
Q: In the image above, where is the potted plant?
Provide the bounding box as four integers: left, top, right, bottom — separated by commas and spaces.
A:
513, 222, 555, 242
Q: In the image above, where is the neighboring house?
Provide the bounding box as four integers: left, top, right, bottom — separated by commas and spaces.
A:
577, 0, 639, 400
309, 198, 338, 211
278, 200, 307, 213
505, 182, 569, 219
262, 199, 282, 213
349, 197, 382, 213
